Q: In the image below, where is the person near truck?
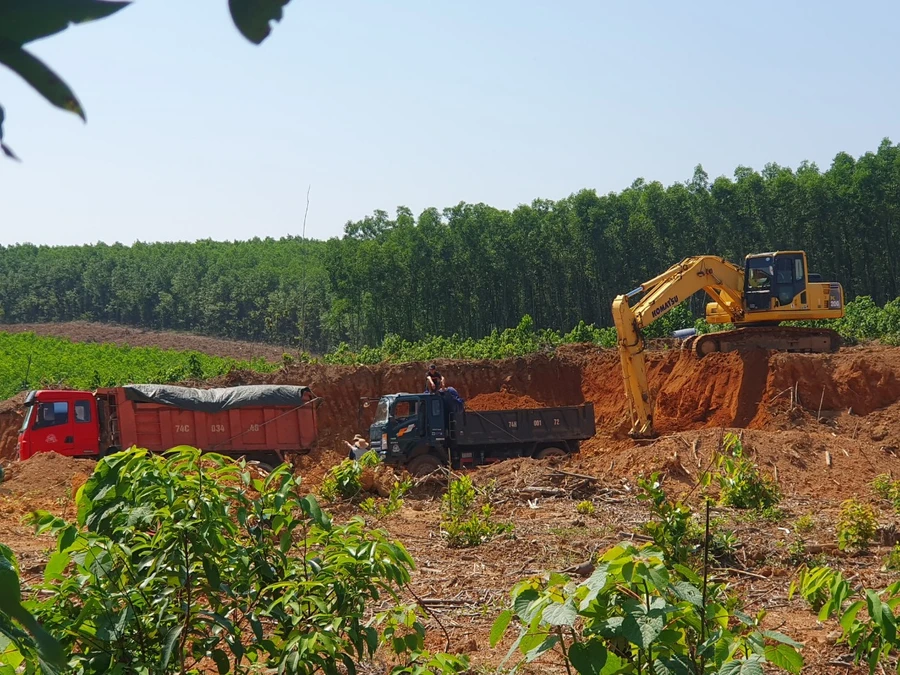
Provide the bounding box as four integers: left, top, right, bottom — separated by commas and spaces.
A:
344, 434, 370, 460
425, 364, 445, 393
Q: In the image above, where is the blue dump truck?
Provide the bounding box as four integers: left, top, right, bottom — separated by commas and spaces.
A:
364, 391, 596, 476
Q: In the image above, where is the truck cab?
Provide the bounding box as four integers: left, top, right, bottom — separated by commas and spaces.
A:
368, 392, 453, 466
18, 390, 101, 460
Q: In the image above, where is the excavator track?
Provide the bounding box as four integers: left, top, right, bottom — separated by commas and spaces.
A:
682, 326, 842, 357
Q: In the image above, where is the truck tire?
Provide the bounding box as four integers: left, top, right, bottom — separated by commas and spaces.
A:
534, 446, 567, 459
406, 454, 442, 477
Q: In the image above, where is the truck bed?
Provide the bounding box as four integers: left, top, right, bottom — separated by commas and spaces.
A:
450, 403, 595, 446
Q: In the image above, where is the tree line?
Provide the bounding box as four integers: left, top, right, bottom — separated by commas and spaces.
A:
2, 139, 899, 353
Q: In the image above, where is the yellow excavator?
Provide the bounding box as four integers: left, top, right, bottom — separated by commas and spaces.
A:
612, 251, 845, 438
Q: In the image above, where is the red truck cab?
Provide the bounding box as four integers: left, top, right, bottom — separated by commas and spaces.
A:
18, 390, 102, 461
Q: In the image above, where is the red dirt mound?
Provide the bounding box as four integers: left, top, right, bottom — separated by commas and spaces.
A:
0, 451, 96, 546
0, 401, 25, 462
580, 349, 772, 434
765, 346, 900, 416
466, 392, 544, 411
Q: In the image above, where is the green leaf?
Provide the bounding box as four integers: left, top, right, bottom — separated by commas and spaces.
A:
673, 563, 702, 585
764, 644, 803, 674
211, 648, 230, 674
0, 1, 130, 45
542, 599, 578, 627
44, 550, 70, 582
654, 655, 696, 675
0, 104, 17, 160
161, 625, 183, 670
57, 525, 77, 553
0, 40, 85, 119
621, 612, 664, 649
490, 609, 512, 647
202, 558, 222, 591
581, 563, 609, 606
568, 641, 617, 675
761, 630, 803, 649
672, 581, 703, 607
513, 589, 540, 621
840, 600, 865, 634
228, 0, 292, 44
0, 547, 61, 671
866, 589, 884, 630
301, 494, 330, 529
524, 635, 558, 663
718, 655, 765, 675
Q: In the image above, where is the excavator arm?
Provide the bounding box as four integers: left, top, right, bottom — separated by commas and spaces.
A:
611, 256, 745, 438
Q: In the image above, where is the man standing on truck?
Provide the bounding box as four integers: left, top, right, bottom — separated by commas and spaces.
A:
425, 364, 445, 393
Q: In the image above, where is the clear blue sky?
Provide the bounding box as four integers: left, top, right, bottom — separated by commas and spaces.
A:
1, 1, 897, 247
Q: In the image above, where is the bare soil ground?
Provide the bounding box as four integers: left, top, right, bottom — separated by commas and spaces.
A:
3, 338, 900, 672
0, 321, 292, 361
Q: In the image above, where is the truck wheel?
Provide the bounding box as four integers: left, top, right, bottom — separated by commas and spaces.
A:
535, 447, 567, 459
406, 454, 442, 477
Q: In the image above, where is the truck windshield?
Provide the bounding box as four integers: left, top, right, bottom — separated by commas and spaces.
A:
373, 399, 390, 425
20, 405, 33, 432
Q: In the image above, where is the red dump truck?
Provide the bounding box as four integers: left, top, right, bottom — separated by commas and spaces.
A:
17, 384, 319, 468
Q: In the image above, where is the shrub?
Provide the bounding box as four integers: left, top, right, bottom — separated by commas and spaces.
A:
794, 514, 814, 534
637, 472, 701, 564
836, 498, 877, 552
575, 500, 595, 516
711, 434, 781, 511
23, 447, 466, 674
872, 473, 900, 508
360, 477, 413, 520
492, 542, 804, 675
883, 544, 900, 571
440, 475, 512, 548
319, 450, 381, 502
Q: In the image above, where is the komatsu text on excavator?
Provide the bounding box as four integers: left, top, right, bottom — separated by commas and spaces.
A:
612, 251, 844, 438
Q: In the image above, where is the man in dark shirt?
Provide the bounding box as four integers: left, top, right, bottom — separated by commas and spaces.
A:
425, 364, 445, 393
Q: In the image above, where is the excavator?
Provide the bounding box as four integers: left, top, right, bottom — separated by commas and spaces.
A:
612, 251, 845, 438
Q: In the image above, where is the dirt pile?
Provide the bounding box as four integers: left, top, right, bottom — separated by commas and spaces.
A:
0, 411, 23, 462
2, 451, 96, 504
765, 346, 900, 416
466, 392, 545, 410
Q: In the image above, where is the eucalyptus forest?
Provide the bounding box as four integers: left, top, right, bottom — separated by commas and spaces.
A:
2, 140, 898, 353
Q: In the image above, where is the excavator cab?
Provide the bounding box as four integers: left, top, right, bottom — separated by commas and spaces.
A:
744, 251, 808, 311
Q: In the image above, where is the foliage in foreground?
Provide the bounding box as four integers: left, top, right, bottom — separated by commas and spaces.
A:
790, 565, 900, 673
3, 447, 467, 675
0, 544, 64, 674
492, 542, 804, 675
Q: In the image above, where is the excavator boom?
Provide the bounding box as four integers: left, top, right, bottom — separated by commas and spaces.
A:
612, 252, 843, 438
